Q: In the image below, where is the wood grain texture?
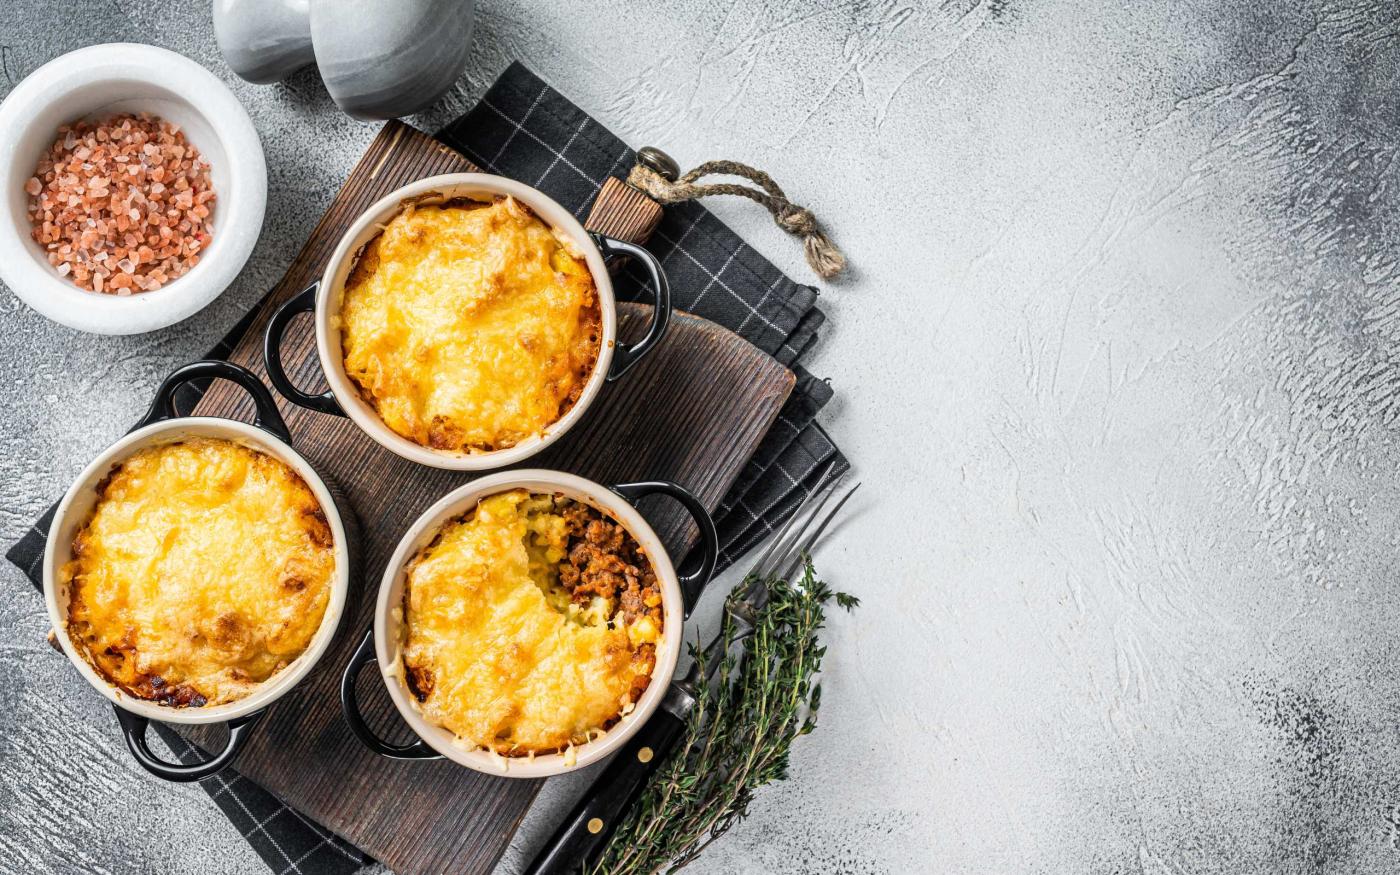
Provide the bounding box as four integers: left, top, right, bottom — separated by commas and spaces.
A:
585, 177, 665, 248
179, 121, 793, 875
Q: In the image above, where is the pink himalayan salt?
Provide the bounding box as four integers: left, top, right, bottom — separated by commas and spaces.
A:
26, 113, 215, 295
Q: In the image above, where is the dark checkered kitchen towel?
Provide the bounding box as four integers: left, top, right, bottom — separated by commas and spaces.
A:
6, 62, 846, 875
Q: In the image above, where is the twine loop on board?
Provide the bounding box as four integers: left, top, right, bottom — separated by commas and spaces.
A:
627, 150, 847, 280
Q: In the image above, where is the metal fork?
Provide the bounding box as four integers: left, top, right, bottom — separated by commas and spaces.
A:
525, 462, 860, 875
687, 462, 858, 679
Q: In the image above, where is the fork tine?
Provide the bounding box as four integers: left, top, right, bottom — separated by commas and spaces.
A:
774, 481, 860, 582
748, 460, 840, 575
750, 462, 844, 578
764, 472, 850, 576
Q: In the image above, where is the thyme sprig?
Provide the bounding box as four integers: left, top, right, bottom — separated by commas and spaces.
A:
589, 561, 855, 875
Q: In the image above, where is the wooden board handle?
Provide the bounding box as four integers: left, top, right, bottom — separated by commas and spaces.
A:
585, 176, 664, 245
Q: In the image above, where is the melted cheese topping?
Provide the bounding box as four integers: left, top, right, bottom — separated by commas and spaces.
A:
402, 490, 661, 754
64, 438, 335, 707
339, 198, 601, 453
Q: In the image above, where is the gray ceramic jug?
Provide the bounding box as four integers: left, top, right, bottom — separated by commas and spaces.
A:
213, 0, 475, 120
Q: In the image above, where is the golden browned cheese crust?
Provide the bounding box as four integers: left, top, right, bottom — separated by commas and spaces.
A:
64, 438, 335, 707
339, 197, 601, 453
402, 490, 662, 755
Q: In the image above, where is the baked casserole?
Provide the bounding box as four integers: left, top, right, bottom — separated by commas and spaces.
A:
62, 437, 335, 707
338, 197, 602, 454
401, 489, 663, 755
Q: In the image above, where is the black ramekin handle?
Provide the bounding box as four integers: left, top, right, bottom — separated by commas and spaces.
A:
591, 233, 672, 381
611, 481, 718, 616
113, 706, 264, 782
523, 702, 688, 875
134, 360, 291, 443
263, 282, 345, 417
339, 627, 441, 760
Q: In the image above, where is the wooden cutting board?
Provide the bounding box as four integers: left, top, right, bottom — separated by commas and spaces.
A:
179, 121, 794, 874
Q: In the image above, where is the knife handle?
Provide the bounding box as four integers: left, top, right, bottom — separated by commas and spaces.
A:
524, 707, 689, 875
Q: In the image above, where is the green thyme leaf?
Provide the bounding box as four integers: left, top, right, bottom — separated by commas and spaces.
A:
588, 560, 853, 875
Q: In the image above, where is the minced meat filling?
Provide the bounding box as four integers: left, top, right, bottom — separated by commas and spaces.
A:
556, 498, 662, 706
557, 499, 662, 625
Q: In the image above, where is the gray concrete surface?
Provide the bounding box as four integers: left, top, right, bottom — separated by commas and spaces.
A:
4, 0, 1400, 872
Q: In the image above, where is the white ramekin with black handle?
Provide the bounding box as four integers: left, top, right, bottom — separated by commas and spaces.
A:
339, 469, 717, 779
43, 360, 353, 782
263, 173, 672, 471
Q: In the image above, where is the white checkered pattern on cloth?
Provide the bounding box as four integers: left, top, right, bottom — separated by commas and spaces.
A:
5, 61, 847, 874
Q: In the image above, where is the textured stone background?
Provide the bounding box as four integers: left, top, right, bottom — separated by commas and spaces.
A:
4, 0, 1400, 873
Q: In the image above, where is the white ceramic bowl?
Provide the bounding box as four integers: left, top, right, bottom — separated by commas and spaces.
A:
0, 43, 267, 334
341, 470, 717, 779
43, 362, 351, 781
263, 173, 672, 470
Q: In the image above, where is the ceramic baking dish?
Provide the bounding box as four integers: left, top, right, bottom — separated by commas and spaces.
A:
43, 360, 353, 781
262, 172, 672, 470
339, 469, 716, 779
